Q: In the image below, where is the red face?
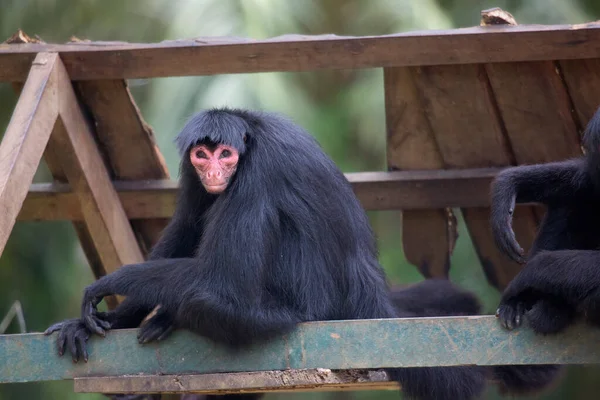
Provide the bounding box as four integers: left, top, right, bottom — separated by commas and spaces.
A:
189, 144, 239, 194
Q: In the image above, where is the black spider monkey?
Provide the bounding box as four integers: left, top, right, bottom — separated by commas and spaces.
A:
493, 105, 600, 335
46, 108, 558, 400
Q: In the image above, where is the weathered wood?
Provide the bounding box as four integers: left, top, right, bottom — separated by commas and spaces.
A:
49, 57, 144, 275
482, 9, 582, 225
2, 316, 600, 385
75, 369, 396, 395
0, 52, 59, 256
43, 121, 113, 294
413, 63, 539, 290
3, 22, 600, 81
17, 169, 507, 222
9, 34, 118, 306
384, 67, 456, 278
74, 78, 171, 254
559, 58, 600, 130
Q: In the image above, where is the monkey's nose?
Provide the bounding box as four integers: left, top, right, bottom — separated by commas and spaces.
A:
206, 170, 222, 179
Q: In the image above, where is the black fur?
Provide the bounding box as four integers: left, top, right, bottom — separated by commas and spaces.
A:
492, 105, 600, 334
488, 106, 600, 395
46, 108, 553, 400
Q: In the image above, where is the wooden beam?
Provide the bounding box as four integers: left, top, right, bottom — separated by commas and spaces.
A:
2, 22, 600, 81
75, 369, 396, 395
2, 316, 600, 385
73, 78, 171, 254
0, 52, 58, 255
17, 168, 504, 222
384, 66, 456, 279
49, 57, 144, 274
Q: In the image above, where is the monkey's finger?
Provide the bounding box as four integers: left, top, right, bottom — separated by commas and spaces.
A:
514, 303, 525, 327
496, 304, 518, 330
84, 314, 106, 337
44, 322, 64, 335
95, 317, 112, 330
137, 327, 157, 344
75, 333, 89, 363
138, 324, 169, 344
89, 314, 111, 331
83, 303, 106, 336
156, 325, 174, 341
57, 330, 67, 357
68, 334, 80, 363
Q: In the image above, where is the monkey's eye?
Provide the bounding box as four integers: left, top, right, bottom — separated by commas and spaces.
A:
195, 150, 208, 159
220, 149, 232, 158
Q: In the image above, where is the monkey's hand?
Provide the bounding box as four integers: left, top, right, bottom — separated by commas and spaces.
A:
496, 252, 544, 330
137, 306, 175, 344
491, 192, 526, 264
81, 285, 112, 336
496, 251, 577, 334
44, 318, 103, 363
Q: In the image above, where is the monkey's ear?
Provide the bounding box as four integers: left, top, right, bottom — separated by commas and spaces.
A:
243, 134, 248, 143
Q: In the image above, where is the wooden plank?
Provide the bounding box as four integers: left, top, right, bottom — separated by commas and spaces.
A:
3, 22, 600, 81
484, 64, 581, 164
413, 63, 539, 290
2, 316, 600, 384
49, 57, 144, 275
17, 168, 506, 221
482, 9, 582, 224
559, 58, 600, 128
75, 369, 396, 395
74, 78, 171, 254
0, 52, 59, 255
384, 67, 456, 278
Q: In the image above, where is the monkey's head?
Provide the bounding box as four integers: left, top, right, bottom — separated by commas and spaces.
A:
175, 108, 250, 194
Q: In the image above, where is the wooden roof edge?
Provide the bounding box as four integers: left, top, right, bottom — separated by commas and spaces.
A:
3, 22, 600, 53
2, 21, 600, 81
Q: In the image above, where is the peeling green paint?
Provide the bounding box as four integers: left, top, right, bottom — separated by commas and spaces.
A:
1, 315, 600, 384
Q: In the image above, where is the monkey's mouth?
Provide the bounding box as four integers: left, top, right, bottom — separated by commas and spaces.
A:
203, 183, 228, 194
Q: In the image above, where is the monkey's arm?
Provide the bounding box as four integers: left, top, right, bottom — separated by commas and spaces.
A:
491, 159, 585, 263
95, 199, 205, 327
497, 250, 600, 332
81, 196, 298, 345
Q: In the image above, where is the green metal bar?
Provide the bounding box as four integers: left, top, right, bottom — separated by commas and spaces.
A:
2, 315, 600, 384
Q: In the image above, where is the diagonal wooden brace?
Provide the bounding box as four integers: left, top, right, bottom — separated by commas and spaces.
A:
0, 52, 59, 256
49, 57, 144, 280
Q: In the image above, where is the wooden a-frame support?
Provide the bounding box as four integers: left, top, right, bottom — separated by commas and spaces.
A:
0, 52, 144, 305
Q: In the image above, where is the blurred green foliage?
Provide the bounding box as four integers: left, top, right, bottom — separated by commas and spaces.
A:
1, 1, 599, 399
